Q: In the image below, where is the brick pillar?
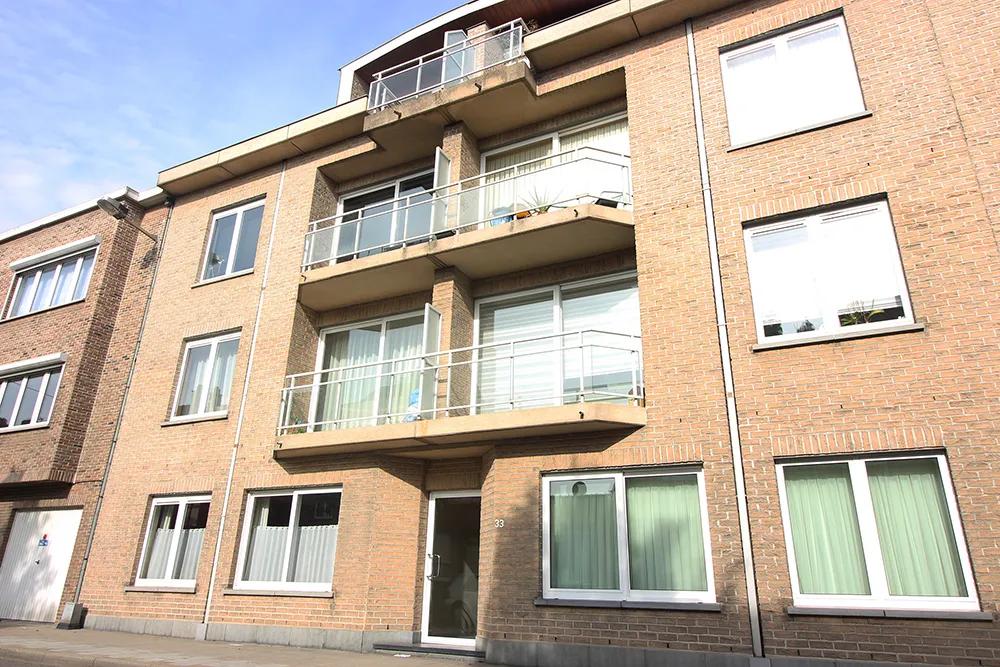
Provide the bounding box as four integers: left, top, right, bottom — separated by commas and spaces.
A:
441, 122, 482, 232
466, 22, 491, 72
432, 267, 474, 415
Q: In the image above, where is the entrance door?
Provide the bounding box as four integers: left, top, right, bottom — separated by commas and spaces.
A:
421, 492, 481, 646
0, 508, 83, 621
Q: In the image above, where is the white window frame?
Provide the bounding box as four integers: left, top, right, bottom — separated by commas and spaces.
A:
0, 363, 64, 433
233, 486, 342, 593
743, 200, 914, 343
541, 467, 715, 604
199, 200, 266, 283
333, 169, 435, 257
134, 495, 211, 588
776, 454, 979, 612
719, 14, 866, 146
170, 332, 240, 420
471, 271, 640, 415
5, 245, 100, 320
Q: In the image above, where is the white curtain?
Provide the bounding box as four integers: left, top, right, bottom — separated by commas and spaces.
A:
206, 339, 238, 412
317, 326, 381, 429
140, 505, 177, 580
477, 293, 555, 412
176, 345, 211, 416
173, 529, 205, 580
379, 317, 424, 422
288, 525, 338, 583
482, 140, 554, 221
559, 117, 629, 154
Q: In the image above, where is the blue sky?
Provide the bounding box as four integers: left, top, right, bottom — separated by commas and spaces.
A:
0, 0, 459, 231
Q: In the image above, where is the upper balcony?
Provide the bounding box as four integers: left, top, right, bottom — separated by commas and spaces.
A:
274, 328, 645, 459
298, 147, 635, 311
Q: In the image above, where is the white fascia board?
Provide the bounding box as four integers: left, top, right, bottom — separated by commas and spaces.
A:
336, 0, 504, 104
0, 353, 68, 378
0, 186, 148, 244
10, 235, 102, 272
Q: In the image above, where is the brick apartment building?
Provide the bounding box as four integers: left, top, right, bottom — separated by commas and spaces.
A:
5, 0, 996, 665
0, 188, 169, 624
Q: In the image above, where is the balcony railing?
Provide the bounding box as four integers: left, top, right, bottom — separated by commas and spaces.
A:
277, 330, 643, 435
368, 20, 528, 111
302, 147, 632, 271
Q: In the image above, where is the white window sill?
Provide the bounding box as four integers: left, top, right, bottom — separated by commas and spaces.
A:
125, 584, 197, 594
0, 422, 51, 435
224, 587, 333, 598
787, 606, 993, 621
727, 110, 874, 152
161, 413, 229, 427
193, 268, 254, 289
752, 322, 925, 352
534, 598, 721, 612
3, 298, 87, 323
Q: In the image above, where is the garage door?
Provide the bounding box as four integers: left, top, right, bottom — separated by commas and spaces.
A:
0, 508, 83, 621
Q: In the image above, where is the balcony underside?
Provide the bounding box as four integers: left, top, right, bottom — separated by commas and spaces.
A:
273, 403, 646, 459
299, 203, 634, 312
321, 62, 625, 184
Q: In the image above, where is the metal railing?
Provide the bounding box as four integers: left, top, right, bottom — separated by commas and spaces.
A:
302, 147, 632, 271
368, 20, 528, 110
277, 330, 643, 435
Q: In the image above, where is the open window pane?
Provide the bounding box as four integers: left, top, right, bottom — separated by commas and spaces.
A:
232, 205, 264, 273
626, 475, 707, 592
206, 340, 238, 413
288, 493, 341, 583
175, 344, 211, 417
203, 213, 237, 280
784, 463, 870, 595
140, 504, 178, 580
549, 478, 619, 590
867, 460, 967, 597
243, 495, 292, 582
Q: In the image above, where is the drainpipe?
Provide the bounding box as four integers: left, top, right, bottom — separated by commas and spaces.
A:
199, 160, 287, 639
59, 196, 175, 629
685, 19, 764, 658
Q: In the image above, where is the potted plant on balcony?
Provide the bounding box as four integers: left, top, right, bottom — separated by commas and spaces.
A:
517, 185, 562, 218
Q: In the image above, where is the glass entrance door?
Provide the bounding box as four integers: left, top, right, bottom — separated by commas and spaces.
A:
422, 492, 481, 646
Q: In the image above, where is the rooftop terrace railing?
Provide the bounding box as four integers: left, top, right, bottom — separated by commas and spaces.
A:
367, 20, 528, 111
277, 329, 643, 435
302, 147, 632, 271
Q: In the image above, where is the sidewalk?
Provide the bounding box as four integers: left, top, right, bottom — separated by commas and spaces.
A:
0, 622, 481, 667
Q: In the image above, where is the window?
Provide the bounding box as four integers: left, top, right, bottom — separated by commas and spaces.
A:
334, 171, 435, 262
201, 201, 265, 281
777, 455, 978, 611
7, 247, 97, 319
0, 363, 63, 431
475, 273, 641, 413
171, 333, 240, 419
235, 488, 342, 592
136, 496, 210, 586
542, 468, 714, 603
743, 200, 913, 342
720, 15, 865, 146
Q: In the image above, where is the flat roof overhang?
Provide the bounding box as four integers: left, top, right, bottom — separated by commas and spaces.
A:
273, 402, 646, 459
298, 203, 635, 312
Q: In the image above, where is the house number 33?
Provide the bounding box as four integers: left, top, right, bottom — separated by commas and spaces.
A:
494, 519, 504, 528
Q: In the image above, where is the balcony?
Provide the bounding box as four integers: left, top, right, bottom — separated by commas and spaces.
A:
274, 330, 645, 459
299, 148, 635, 311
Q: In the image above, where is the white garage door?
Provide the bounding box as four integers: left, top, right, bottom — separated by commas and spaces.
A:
0, 508, 83, 621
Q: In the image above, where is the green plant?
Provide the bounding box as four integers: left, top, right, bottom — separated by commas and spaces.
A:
839, 299, 885, 326
518, 184, 562, 215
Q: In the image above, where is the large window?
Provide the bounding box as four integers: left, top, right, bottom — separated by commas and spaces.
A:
171, 333, 240, 419
777, 454, 978, 611
201, 201, 265, 281
136, 495, 210, 587
335, 172, 435, 262
7, 246, 97, 319
475, 273, 641, 412
743, 200, 913, 342
0, 362, 63, 431
235, 488, 341, 592
720, 15, 866, 146
542, 468, 714, 603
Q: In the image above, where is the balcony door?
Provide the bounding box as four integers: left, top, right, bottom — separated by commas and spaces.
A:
335, 171, 436, 262
312, 306, 441, 430
474, 273, 640, 413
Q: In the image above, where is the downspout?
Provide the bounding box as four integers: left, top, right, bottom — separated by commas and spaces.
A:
199, 160, 287, 637
685, 19, 764, 658
61, 196, 175, 628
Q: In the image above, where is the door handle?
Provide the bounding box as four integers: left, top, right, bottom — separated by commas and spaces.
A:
427, 553, 441, 579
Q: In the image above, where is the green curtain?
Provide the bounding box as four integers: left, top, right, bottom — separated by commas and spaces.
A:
626, 475, 707, 592
550, 479, 619, 590
784, 464, 870, 595
867, 459, 967, 597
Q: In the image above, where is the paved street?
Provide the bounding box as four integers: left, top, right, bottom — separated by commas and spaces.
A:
0, 622, 479, 667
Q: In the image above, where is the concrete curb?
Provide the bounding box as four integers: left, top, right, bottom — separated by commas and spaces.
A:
0, 645, 144, 667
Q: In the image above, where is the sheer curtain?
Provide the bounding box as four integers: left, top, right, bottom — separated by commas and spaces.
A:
379, 317, 424, 423
867, 460, 967, 597
288, 493, 341, 584
559, 118, 630, 204
173, 502, 208, 581
317, 326, 381, 429
550, 478, 619, 590
176, 345, 211, 416
243, 497, 290, 582
483, 140, 554, 220
141, 505, 177, 580
477, 293, 555, 412
784, 464, 870, 595
206, 339, 238, 412
626, 475, 707, 592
